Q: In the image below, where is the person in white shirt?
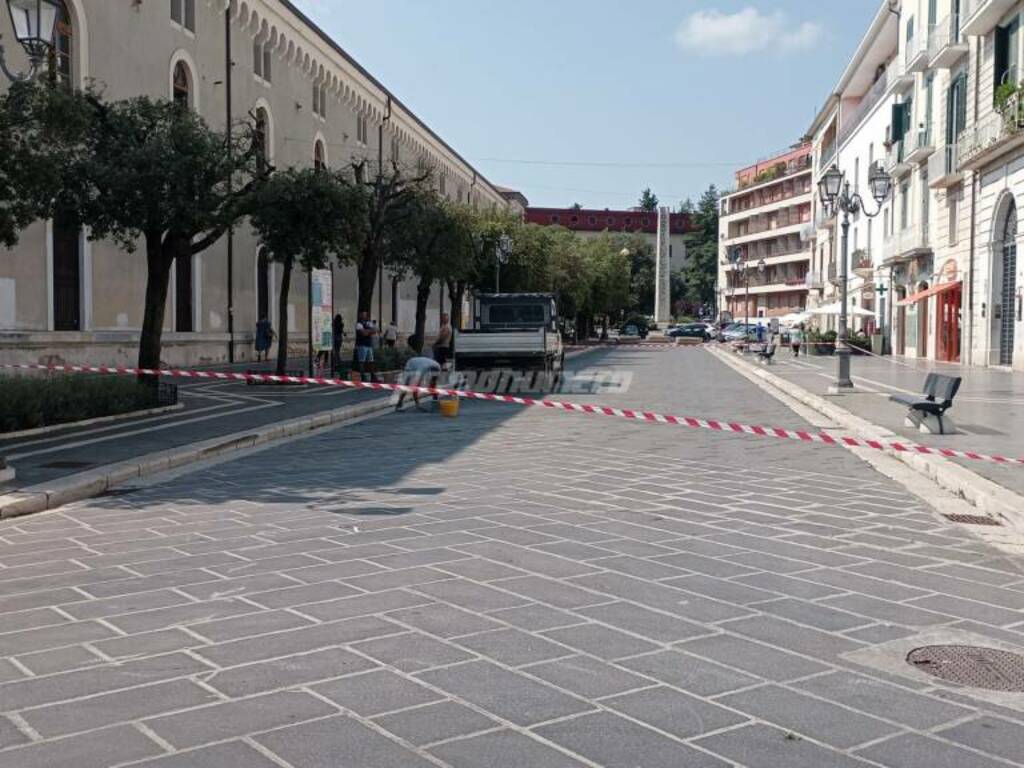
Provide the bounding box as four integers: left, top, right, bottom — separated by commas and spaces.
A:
383, 321, 399, 348
396, 335, 442, 410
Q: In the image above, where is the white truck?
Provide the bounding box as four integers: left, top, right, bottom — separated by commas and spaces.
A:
453, 293, 564, 378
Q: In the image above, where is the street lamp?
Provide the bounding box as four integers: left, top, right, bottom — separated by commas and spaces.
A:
817, 162, 892, 392
495, 233, 512, 294
1, 0, 60, 82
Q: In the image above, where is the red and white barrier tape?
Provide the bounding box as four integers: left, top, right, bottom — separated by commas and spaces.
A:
3, 362, 1022, 468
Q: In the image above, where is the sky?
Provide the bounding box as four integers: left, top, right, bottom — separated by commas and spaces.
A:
292, 1, 880, 210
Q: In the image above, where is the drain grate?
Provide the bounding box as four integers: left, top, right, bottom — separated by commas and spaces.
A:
907, 645, 1024, 692
942, 513, 1002, 526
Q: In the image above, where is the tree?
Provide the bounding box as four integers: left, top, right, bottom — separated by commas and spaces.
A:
638, 187, 659, 212
682, 184, 720, 315
0, 81, 93, 248
390, 190, 470, 351
351, 160, 430, 318
448, 206, 520, 328
580, 235, 631, 334
247, 167, 366, 374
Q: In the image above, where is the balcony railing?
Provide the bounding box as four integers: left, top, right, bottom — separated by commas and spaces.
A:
928, 141, 963, 188
928, 15, 968, 68
734, 155, 812, 192
883, 225, 931, 262
906, 128, 935, 163
885, 141, 912, 177
959, 97, 1024, 170
819, 140, 837, 171
805, 271, 824, 289
905, 31, 929, 73
732, 210, 810, 238
837, 69, 892, 148
725, 182, 812, 215
962, 0, 1017, 37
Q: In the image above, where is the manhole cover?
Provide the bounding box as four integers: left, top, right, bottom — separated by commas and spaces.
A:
907, 645, 1024, 692
942, 513, 1002, 527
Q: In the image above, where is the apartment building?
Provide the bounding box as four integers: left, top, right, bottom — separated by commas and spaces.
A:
0, 0, 523, 367
717, 145, 814, 322
807, 0, 1022, 370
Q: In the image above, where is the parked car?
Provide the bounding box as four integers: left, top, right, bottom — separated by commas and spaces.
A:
667, 323, 711, 342
721, 323, 757, 342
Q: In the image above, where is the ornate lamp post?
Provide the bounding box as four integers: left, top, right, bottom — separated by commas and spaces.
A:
817, 162, 892, 392
1, 0, 60, 82
495, 234, 512, 294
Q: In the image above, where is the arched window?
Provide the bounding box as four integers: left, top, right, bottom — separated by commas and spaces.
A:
254, 107, 269, 171
47, 1, 72, 88
314, 140, 326, 171
172, 61, 192, 109
999, 198, 1018, 367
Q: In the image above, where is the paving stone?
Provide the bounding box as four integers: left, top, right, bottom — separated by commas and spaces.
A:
718, 614, 863, 661
535, 711, 729, 768
204, 645, 377, 697
0, 620, 117, 656
456, 627, 570, 667
92, 628, 199, 659
410, 579, 531, 612
386, 603, 503, 638
717, 684, 899, 749
341, 566, 453, 592
695, 723, 873, 768
0, 717, 28, 750
430, 729, 588, 768
796, 670, 973, 730
603, 685, 748, 739
664, 573, 781, 604
570, 571, 750, 623
752, 597, 873, 631
0, 652, 212, 710
418, 660, 592, 726
194, 616, 401, 667
128, 741, 283, 768
455, 541, 600, 578
525, 655, 650, 699
22, 679, 217, 738
677, 634, 828, 681
104, 599, 257, 634
256, 714, 436, 768
145, 690, 335, 749
616, 649, 761, 696
856, 733, 1011, 768
301, 589, 433, 622
542, 623, 659, 660
16, 644, 103, 676
938, 716, 1024, 763
374, 700, 498, 746
906, 593, 1024, 627
576, 601, 710, 643
491, 574, 607, 609
190, 608, 314, 642
313, 669, 443, 716
351, 631, 475, 672
651, 551, 757, 578
174, 572, 301, 601
487, 603, 584, 631
0, 725, 162, 768
243, 580, 364, 609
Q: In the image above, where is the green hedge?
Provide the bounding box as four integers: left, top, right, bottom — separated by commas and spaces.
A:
0, 375, 163, 433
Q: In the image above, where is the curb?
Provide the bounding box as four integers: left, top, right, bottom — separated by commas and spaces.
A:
0, 403, 185, 441
709, 345, 1024, 529
0, 395, 391, 520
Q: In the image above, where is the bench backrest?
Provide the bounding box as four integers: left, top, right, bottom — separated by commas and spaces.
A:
922, 373, 961, 405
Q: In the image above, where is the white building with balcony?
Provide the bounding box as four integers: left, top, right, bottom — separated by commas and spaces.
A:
717, 145, 814, 324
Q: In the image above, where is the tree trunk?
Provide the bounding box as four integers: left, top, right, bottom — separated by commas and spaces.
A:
414, 277, 431, 354
275, 259, 293, 376
138, 236, 174, 376
447, 280, 466, 331
357, 250, 377, 315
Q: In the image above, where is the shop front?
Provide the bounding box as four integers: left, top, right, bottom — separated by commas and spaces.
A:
891, 253, 934, 360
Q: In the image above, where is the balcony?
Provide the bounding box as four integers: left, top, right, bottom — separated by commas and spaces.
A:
883, 225, 931, 263
928, 142, 964, 188
885, 142, 913, 178
904, 32, 928, 74
852, 249, 874, 278
827, 261, 840, 285
962, 0, 1017, 37
928, 15, 968, 69
958, 98, 1024, 171
805, 271, 824, 289
889, 57, 915, 93
819, 140, 837, 171
905, 128, 935, 164
815, 206, 836, 230
837, 68, 893, 148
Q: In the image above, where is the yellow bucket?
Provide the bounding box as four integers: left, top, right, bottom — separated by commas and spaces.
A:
438, 397, 460, 418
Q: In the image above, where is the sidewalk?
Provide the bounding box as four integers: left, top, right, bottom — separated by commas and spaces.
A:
753, 349, 1024, 497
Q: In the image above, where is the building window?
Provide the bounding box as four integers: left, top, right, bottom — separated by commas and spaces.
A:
551, 215, 560, 223
171, 0, 195, 32
46, 1, 71, 88
607, 216, 614, 226
254, 107, 269, 171
570, 215, 579, 224
948, 192, 958, 245
52, 209, 80, 331
391, 136, 400, 163
172, 61, 192, 109
642, 217, 650, 226
439, 174, 446, 195
314, 140, 326, 171
312, 84, 328, 118
588, 216, 596, 225
356, 114, 368, 145
319, 86, 327, 119
254, 39, 271, 83
312, 84, 320, 117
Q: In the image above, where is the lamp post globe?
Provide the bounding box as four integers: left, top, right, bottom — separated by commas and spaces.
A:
4, 0, 59, 70
868, 163, 893, 206
817, 164, 843, 208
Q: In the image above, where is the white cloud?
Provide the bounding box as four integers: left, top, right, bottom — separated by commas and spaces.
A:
675, 7, 823, 56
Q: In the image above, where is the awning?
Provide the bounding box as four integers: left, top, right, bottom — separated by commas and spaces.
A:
898, 281, 961, 306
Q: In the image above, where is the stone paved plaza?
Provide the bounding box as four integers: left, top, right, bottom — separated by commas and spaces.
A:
1, 348, 1023, 767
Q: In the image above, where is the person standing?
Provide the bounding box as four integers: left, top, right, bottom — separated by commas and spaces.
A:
433, 312, 452, 368
791, 323, 804, 357
383, 320, 398, 349
254, 317, 275, 362
331, 314, 344, 374
354, 311, 378, 381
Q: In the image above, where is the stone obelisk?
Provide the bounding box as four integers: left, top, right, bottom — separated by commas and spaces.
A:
654, 206, 672, 324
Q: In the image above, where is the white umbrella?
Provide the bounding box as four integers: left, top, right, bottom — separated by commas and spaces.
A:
807, 301, 875, 318
777, 312, 811, 327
